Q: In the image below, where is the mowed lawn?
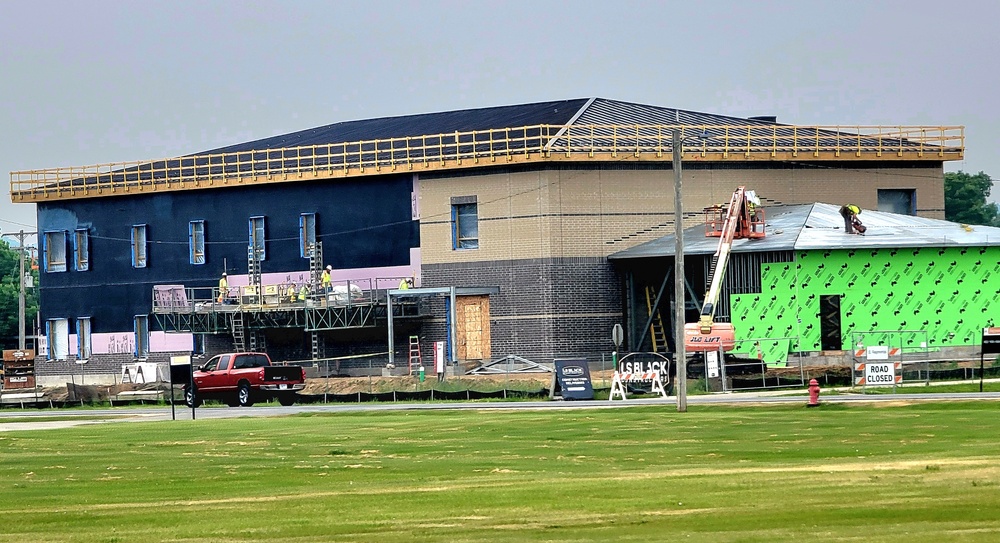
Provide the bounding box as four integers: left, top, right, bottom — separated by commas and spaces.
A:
1, 402, 999, 542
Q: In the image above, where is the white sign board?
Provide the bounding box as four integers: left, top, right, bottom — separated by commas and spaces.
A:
866, 346, 890, 360
170, 355, 191, 366
434, 341, 445, 374
864, 362, 896, 385
706, 351, 720, 378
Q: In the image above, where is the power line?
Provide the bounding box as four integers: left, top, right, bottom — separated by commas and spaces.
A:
0, 216, 36, 229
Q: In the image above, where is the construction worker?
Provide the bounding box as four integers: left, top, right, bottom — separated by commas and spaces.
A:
839, 204, 862, 234
321, 265, 332, 293
399, 277, 411, 290
297, 283, 309, 302
217, 272, 228, 303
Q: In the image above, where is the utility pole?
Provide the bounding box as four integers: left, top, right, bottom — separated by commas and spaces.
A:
2, 230, 37, 350
670, 127, 713, 413
672, 130, 688, 412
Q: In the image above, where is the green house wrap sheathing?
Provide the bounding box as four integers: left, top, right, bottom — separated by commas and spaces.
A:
730, 247, 1000, 353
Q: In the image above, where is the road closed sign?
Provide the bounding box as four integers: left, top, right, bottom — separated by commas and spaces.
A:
857, 361, 901, 386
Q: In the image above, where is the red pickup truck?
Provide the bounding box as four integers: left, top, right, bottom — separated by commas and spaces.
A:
184, 352, 306, 408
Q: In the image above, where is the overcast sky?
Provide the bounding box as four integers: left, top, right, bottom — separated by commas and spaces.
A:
2, 0, 997, 238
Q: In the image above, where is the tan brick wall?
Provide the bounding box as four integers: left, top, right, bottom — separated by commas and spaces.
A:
419, 164, 944, 264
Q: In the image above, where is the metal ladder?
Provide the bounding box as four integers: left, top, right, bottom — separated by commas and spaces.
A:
248, 329, 265, 352
247, 245, 262, 303
310, 331, 323, 361
706, 254, 719, 291
644, 286, 668, 353
308, 241, 324, 293
232, 312, 246, 351
408, 335, 422, 375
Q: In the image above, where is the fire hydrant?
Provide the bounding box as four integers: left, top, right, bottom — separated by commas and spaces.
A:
807, 378, 821, 407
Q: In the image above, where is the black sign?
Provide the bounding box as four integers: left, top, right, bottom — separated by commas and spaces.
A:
550, 359, 594, 400
983, 328, 1000, 354
170, 363, 193, 384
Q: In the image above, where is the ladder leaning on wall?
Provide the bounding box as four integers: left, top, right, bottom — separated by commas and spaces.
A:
644, 286, 668, 353
408, 336, 422, 375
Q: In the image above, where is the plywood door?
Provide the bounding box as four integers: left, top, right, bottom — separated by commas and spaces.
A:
456, 296, 491, 360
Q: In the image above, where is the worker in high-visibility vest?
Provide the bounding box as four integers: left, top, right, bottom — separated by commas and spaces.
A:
321, 265, 332, 293
298, 283, 309, 302
839, 204, 862, 234
217, 272, 228, 303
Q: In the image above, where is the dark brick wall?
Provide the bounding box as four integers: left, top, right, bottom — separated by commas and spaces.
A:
421, 257, 622, 363
32, 256, 623, 376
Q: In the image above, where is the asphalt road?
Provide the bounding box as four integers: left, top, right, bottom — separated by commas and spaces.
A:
2, 390, 999, 431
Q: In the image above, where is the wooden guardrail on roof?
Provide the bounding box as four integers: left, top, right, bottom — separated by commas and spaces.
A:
10, 124, 964, 202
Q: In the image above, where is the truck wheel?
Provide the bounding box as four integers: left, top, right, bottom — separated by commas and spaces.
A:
237, 382, 254, 407
278, 395, 296, 407
184, 386, 202, 408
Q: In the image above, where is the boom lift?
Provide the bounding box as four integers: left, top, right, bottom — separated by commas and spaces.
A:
684, 186, 766, 352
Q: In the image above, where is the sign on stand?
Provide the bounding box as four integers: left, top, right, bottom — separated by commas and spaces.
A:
434, 341, 445, 381
611, 352, 672, 400
169, 355, 193, 420
706, 351, 721, 379
855, 360, 901, 388
550, 359, 594, 400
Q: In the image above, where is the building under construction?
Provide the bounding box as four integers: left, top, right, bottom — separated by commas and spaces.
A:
8, 97, 964, 385
611, 203, 1000, 368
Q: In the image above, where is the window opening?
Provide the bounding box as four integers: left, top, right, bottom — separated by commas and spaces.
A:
47, 318, 69, 360
452, 200, 479, 250
189, 220, 206, 265
131, 225, 148, 268
134, 315, 149, 359
877, 189, 916, 215
77, 317, 92, 360
74, 228, 89, 271
43, 231, 67, 273
299, 213, 317, 258
249, 216, 266, 261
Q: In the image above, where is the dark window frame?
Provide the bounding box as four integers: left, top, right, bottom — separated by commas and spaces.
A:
451, 196, 479, 250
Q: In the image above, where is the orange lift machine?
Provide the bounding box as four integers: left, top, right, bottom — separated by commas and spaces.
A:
684, 186, 766, 352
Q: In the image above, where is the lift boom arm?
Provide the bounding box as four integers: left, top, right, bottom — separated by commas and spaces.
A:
684, 186, 764, 351
699, 187, 750, 332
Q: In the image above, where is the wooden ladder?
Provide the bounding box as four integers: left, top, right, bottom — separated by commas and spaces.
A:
644, 286, 668, 353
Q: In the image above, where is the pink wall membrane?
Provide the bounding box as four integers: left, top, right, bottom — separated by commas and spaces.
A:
67, 331, 194, 356
37, 331, 194, 358
226, 260, 422, 291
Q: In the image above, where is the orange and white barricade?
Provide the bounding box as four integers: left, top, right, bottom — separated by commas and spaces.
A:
609, 371, 669, 401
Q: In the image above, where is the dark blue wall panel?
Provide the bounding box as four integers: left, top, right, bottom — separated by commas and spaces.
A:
37, 175, 418, 333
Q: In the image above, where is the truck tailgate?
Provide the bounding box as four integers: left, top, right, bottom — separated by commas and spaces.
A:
264, 366, 303, 382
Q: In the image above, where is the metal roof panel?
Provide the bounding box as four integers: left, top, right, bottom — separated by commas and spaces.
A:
609, 203, 1000, 261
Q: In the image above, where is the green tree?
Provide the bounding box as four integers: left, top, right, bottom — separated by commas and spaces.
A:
944, 170, 1000, 226
0, 240, 39, 350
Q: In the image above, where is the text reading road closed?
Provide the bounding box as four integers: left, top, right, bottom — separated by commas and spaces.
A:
865, 363, 896, 385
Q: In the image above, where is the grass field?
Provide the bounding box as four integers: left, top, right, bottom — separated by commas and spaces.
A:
1, 402, 999, 542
